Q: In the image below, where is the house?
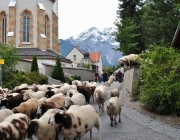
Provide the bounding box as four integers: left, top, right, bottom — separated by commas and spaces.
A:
172, 21, 180, 49
0, 0, 72, 74
65, 46, 102, 73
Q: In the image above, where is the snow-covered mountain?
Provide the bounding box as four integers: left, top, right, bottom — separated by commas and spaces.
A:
61, 27, 123, 66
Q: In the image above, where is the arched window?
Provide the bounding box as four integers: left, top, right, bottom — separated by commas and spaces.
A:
23, 12, 30, 42
2, 13, 7, 43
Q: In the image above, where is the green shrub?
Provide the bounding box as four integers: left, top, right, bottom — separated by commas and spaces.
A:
139, 45, 180, 115
31, 55, 39, 72
2, 71, 48, 89
51, 55, 65, 82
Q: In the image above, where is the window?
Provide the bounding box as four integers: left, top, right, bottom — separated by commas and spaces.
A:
45, 18, 47, 36
2, 13, 7, 43
23, 12, 30, 42
73, 55, 76, 61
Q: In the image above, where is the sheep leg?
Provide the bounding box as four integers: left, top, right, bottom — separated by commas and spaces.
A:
90, 129, 92, 140
119, 112, 121, 123
114, 116, 117, 125
98, 104, 101, 116
102, 103, 104, 112
110, 116, 113, 127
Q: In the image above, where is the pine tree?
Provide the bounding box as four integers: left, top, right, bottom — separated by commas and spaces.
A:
51, 55, 65, 82
31, 55, 39, 72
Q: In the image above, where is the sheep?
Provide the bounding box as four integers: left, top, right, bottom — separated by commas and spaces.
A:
109, 88, 120, 98
12, 98, 38, 119
23, 90, 46, 100
118, 54, 141, 68
0, 113, 30, 140
104, 74, 116, 87
106, 97, 122, 127
38, 97, 47, 105
36, 96, 65, 118
59, 84, 77, 95
77, 85, 94, 104
48, 105, 101, 140
0, 94, 25, 110
27, 109, 61, 140
45, 87, 61, 98
66, 89, 79, 97
0, 109, 14, 122
93, 85, 108, 115
72, 80, 84, 86
12, 83, 29, 93
64, 93, 86, 109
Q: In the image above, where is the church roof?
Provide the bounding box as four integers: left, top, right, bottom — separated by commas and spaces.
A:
18, 48, 72, 63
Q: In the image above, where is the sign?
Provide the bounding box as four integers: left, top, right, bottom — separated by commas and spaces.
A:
0, 59, 4, 65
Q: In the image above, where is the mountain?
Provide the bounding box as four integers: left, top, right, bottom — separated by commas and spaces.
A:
60, 27, 123, 66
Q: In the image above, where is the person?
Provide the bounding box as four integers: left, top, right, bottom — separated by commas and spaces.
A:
98, 71, 102, 83
117, 70, 122, 82
102, 70, 108, 82
94, 73, 98, 82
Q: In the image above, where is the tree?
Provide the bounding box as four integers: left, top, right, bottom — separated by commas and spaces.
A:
140, 0, 180, 47
51, 55, 65, 82
31, 55, 39, 72
114, 0, 145, 55
0, 43, 20, 73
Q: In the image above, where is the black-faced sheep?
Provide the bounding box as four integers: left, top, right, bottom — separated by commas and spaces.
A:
109, 88, 120, 98
12, 98, 38, 119
48, 105, 102, 140
0, 94, 25, 110
106, 97, 122, 127
0, 109, 14, 122
93, 85, 108, 116
0, 113, 30, 140
27, 109, 60, 140
64, 93, 86, 109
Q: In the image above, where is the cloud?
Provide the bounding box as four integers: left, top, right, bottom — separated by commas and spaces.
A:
58, 0, 118, 39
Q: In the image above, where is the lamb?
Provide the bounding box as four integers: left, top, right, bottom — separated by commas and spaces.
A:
118, 54, 141, 68
64, 93, 86, 109
0, 94, 25, 110
23, 90, 46, 100
109, 88, 120, 98
27, 109, 60, 140
0, 109, 14, 122
12, 98, 38, 119
0, 113, 30, 140
36, 96, 65, 118
48, 104, 101, 140
106, 97, 122, 126
93, 85, 108, 115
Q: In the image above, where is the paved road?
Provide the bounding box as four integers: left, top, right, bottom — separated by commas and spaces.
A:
32, 81, 180, 140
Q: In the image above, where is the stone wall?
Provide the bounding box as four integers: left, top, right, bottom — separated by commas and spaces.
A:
122, 67, 142, 95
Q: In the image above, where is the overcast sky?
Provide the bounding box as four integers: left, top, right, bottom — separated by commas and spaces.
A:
58, 0, 119, 39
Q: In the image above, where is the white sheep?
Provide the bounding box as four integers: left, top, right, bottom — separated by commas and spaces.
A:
0, 109, 14, 122
118, 54, 141, 68
64, 93, 86, 109
93, 85, 108, 115
38, 97, 47, 105
23, 90, 46, 100
27, 109, 60, 140
104, 74, 116, 87
48, 104, 102, 140
72, 80, 84, 86
66, 89, 79, 97
106, 97, 122, 126
12, 98, 38, 119
59, 84, 77, 95
0, 113, 30, 140
109, 88, 120, 98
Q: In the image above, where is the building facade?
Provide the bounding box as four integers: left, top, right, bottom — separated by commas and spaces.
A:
0, 0, 72, 73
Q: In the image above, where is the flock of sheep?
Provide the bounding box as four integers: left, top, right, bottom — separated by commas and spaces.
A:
0, 53, 140, 140
0, 75, 121, 140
